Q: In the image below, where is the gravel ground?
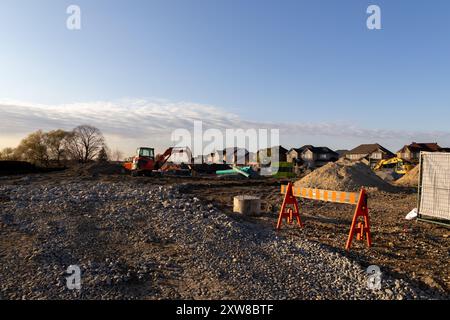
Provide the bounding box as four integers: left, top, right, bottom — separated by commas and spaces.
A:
0, 178, 445, 299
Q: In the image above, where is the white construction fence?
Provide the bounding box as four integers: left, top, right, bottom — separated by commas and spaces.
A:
418, 152, 450, 222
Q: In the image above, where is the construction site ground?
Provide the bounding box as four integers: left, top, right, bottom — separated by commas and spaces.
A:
183, 177, 449, 294
0, 168, 449, 299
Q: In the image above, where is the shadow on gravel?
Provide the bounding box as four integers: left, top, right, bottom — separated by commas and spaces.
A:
315, 240, 446, 298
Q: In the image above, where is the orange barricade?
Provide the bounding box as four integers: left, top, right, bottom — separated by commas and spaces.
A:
276, 183, 303, 229
345, 188, 372, 250
279, 183, 372, 250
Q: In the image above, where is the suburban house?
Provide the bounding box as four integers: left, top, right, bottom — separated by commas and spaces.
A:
287, 145, 339, 168
248, 152, 258, 165
396, 142, 443, 163
205, 153, 216, 164
206, 147, 249, 165
286, 147, 303, 164
345, 143, 394, 167
257, 146, 288, 164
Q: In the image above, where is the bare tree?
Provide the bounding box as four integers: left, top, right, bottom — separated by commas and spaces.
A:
65, 125, 106, 163
110, 149, 124, 162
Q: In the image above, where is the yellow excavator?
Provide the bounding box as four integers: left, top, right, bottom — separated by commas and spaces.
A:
373, 157, 414, 175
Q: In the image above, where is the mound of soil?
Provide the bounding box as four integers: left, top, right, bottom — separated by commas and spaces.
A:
64, 162, 125, 176
395, 165, 419, 187
295, 159, 394, 192
375, 169, 403, 182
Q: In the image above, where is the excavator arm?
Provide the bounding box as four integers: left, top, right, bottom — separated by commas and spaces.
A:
374, 157, 402, 171
374, 157, 413, 175
154, 147, 193, 170
154, 147, 174, 170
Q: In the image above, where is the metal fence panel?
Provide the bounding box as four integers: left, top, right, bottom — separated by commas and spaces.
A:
418, 152, 450, 221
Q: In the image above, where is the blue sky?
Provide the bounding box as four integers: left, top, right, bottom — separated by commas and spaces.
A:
0, 0, 449, 154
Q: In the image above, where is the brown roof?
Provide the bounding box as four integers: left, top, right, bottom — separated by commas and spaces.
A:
288, 145, 337, 156
400, 142, 442, 153
347, 143, 394, 156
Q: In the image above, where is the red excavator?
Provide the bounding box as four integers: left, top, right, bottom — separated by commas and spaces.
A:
123, 147, 192, 176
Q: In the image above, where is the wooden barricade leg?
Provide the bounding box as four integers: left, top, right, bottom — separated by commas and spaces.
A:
345, 188, 372, 250
276, 183, 303, 229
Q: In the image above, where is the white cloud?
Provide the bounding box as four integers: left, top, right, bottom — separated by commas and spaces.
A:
0, 98, 449, 155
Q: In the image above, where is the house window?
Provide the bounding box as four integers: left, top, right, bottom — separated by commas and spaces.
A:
371, 152, 382, 160
319, 154, 328, 160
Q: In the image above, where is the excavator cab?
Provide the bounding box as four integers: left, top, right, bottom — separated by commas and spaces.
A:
131, 147, 156, 173
137, 147, 155, 159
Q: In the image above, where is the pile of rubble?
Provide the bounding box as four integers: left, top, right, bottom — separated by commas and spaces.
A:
295, 159, 394, 192
0, 179, 441, 299
62, 162, 125, 176
395, 165, 419, 187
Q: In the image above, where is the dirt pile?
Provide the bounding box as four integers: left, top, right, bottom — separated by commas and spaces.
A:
395, 165, 419, 187
65, 162, 124, 176
295, 159, 393, 192
375, 170, 397, 182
